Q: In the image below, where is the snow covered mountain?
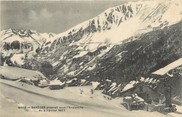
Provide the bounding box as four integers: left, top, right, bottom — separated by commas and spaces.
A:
0, 29, 58, 65
48, 0, 182, 79
0, 29, 57, 54
0, 0, 182, 83
50, 0, 182, 49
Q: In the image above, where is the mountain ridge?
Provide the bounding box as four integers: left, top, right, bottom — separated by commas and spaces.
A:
0, 0, 182, 82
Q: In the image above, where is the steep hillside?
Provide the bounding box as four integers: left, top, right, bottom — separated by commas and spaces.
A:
48, 0, 182, 81
0, 29, 56, 52
163, 65, 182, 104
0, 0, 182, 84
75, 21, 182, 82
0, 29, 57, 64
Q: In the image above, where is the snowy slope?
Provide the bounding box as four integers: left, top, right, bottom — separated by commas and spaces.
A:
51, 0, 182, 50
1, 0, 182, 65
0, 29, 57, 56
50, 0, 182, 80
1, 0, 182, 81
0, 66, 46, 80
1, 79, 180, 117
0, 29, 59, 66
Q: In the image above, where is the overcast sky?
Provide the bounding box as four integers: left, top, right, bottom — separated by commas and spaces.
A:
1, 0, 137, 33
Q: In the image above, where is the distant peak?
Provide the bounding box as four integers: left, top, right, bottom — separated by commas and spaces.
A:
10, 29, 37, 37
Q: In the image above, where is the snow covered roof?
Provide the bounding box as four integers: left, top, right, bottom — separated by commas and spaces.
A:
148, 78, 153, 84
49, 79, 64, 85
107, 86, 117, 92
122, 81, 138, 92
112, 88, 119, 95
110, 82, 117, 87
134, 94, 144, 102
152, 58, 182, 75
52, 61, 60, 67
92, 81, 100, 89
144, 78, 150, 83
107, 83, 122, 94
23, 77, 39, 81
81, 79, 86, 82
140, 77, 145, 82
180, 73, 182, 76
106, 79, 111, 82
66, 80, 73, 84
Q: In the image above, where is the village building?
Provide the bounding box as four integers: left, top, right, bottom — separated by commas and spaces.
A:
120, 58, 182, 112
48, 78, 64, 90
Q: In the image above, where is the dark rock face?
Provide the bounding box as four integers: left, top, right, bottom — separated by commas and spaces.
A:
76, 21, 182, 83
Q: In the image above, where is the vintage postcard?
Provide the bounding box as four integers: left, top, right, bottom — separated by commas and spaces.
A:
0, 0, 182, 117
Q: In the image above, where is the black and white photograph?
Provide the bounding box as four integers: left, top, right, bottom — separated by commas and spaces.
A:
0, 0, 182, 117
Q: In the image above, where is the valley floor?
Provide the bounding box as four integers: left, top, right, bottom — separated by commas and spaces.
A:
0, 79, 182, 117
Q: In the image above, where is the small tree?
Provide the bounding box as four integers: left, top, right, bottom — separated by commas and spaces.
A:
11, 41, 20, 49
3, 42, 11, 50
39, 61, 53, 77
0, 52, 5, 66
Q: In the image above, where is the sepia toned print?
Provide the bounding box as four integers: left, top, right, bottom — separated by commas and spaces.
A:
0, 0, 182, 117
